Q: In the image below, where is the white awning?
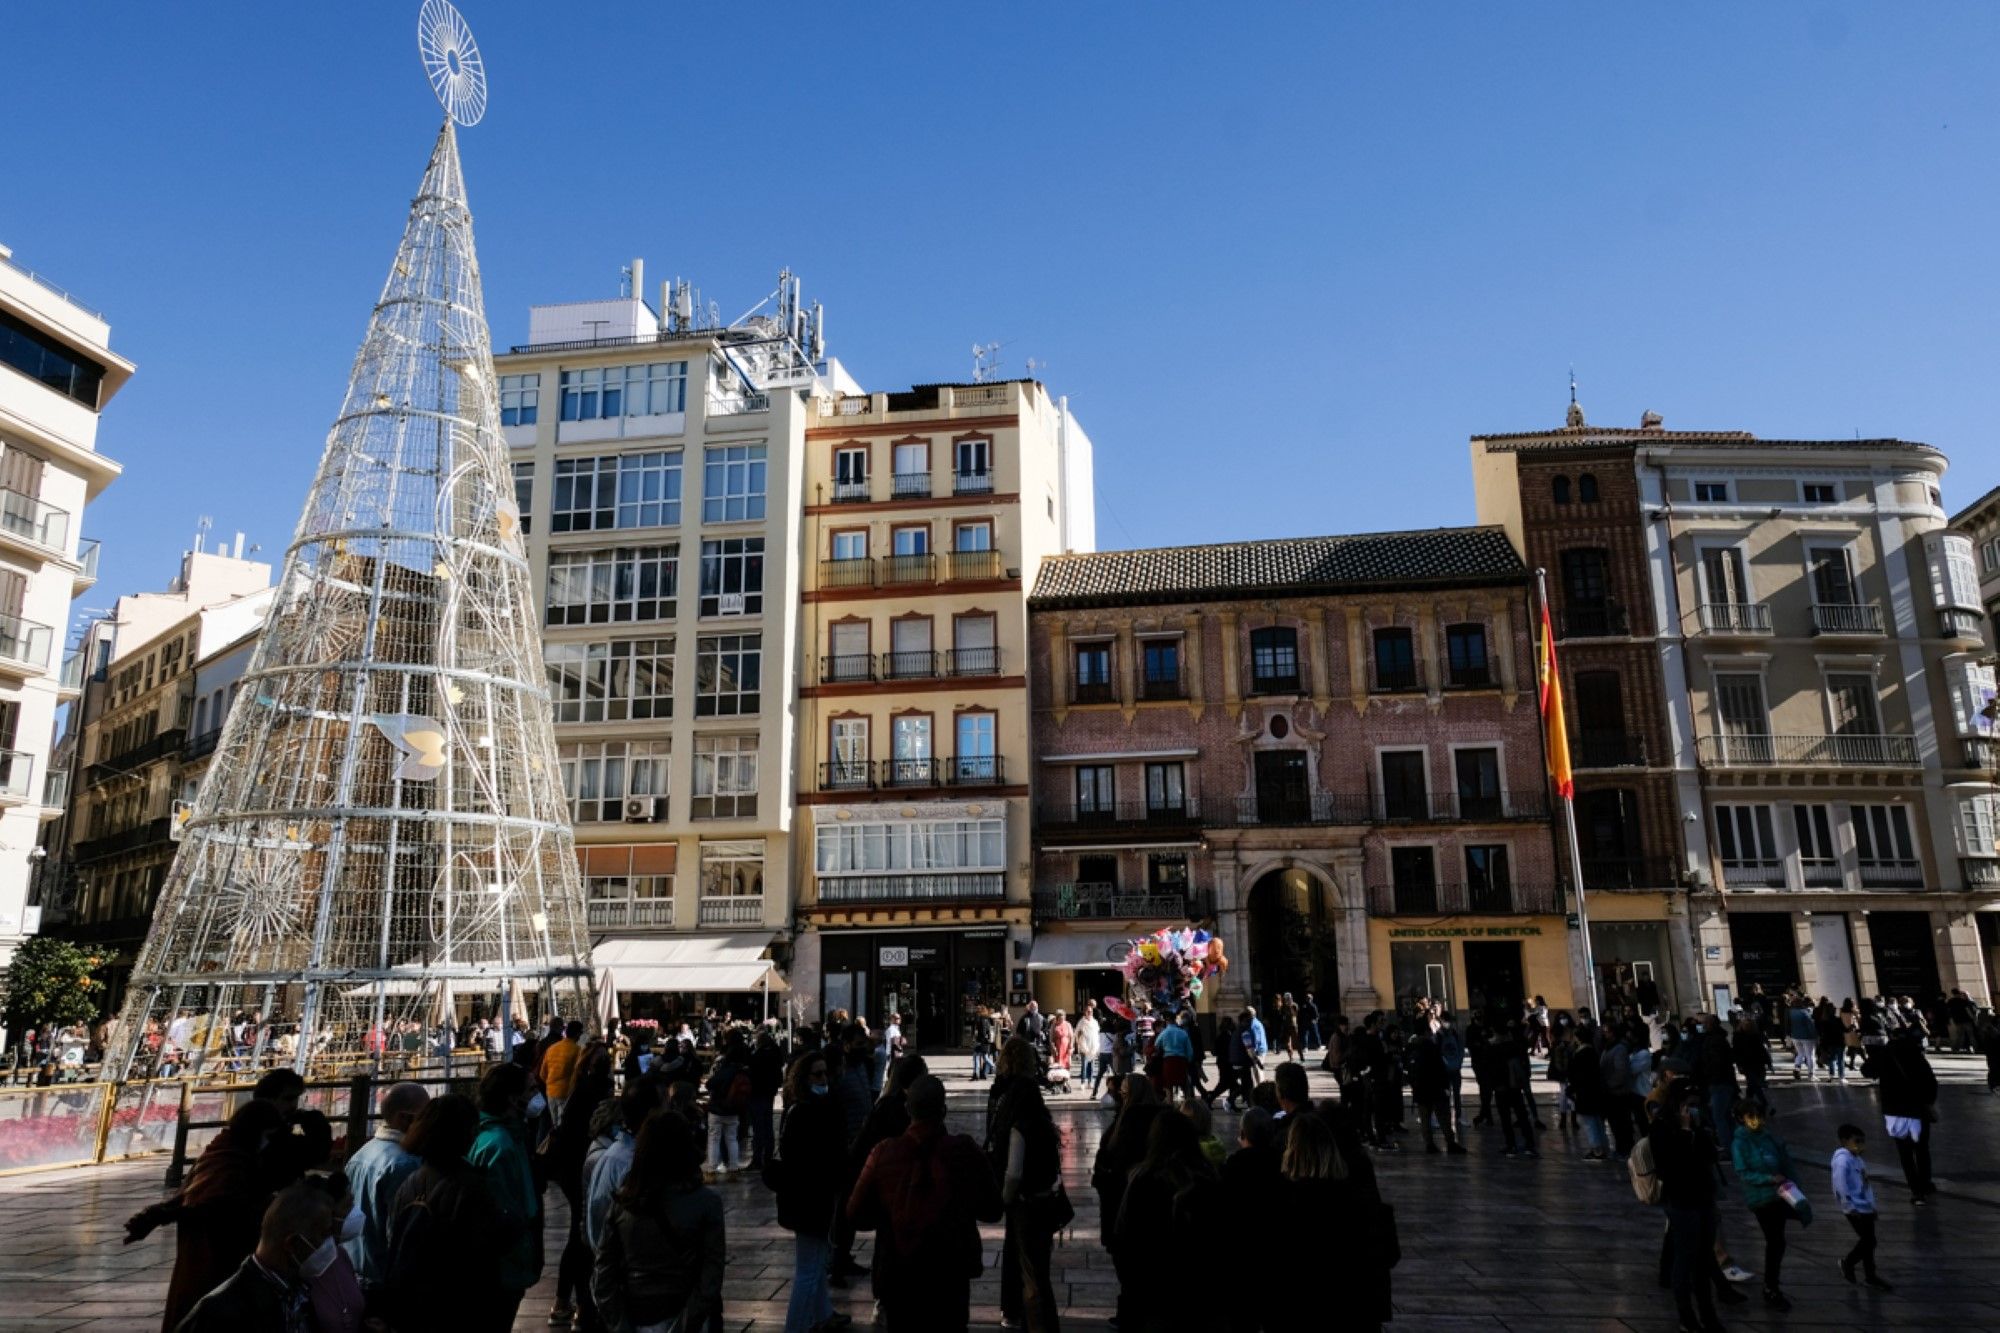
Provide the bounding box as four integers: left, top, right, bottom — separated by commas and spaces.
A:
591, 933, 790, 994
1027, 932, 1131, 971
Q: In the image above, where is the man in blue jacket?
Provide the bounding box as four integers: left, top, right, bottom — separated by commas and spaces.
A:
1788, 998, 1819, 1082
342, 1081, 429, 1303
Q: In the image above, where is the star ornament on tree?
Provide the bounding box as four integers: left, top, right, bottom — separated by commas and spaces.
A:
370, 714, 450, 781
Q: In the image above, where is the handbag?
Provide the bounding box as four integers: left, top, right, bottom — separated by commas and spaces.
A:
1025, 1182, 1075, 1234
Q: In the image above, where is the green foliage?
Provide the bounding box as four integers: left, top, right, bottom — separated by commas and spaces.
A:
3, 937, 107, 1035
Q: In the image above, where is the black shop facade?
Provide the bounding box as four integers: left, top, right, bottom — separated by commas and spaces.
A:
814, 926, 1010, 1051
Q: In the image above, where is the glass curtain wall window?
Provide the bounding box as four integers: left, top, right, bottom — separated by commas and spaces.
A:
699, 537, 764, 616
692, 739, 759, 819
558, 361, 687, 421
546, 638, 673, 722
702, 445, 767, 522
559, 740, 668, 822
551, 453, 683, 532
500, 373, 539, 426
544, 546, 678, 625
816, 818, 1005, 875
694, 635, 761, 716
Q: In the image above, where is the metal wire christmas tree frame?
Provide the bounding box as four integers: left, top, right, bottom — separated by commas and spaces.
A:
105, 113, 594, 1090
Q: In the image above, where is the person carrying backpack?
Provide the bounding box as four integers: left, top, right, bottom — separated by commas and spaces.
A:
704, 1035, 753, 1176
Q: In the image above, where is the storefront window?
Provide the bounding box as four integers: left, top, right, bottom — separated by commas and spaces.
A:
1390, 941, 1453, 1020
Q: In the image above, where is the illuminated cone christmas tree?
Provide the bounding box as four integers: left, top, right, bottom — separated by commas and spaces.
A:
109, 15, 591, 1083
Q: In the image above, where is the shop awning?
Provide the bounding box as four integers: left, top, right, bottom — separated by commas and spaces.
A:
590, 933, 790, 994
1027, 932, 1131, 971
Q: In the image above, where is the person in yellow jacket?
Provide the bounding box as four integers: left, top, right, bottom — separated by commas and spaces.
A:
539, 1019, 586, 1120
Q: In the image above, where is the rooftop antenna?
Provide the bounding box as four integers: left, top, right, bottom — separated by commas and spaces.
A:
194, 515, 213, 554
972, 341, 1003, 383
1025, 357, 1046, 377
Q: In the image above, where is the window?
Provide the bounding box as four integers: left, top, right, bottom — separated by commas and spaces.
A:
702, 444, 766, 522
699, 537, 764, 616
1943, 657, 1998, 738
1699, 545, 1750, 606
892, 526, 929, 556
1714, 672, 1771, 761
1552, 476, 1571, 505
952, 520, 993, 552
1826, 673, 1880, 739
551, 452, 681, 531
1560, 548, 1610, 607
1380, 751, 1428, 820
816, 820, 1004, 875
1075, 765, 1114, 818
892, 441, 929, 496
694, 634, 761, 716
546, 638, 674, 722
544, 546, 677, 625
559, 740, 668, 822
1249, 626, 1300, 693
1454, 748, 1503, 819
956, 437, 993, 493
558, 362, 686, 421
1578, 474, 1599, 502
1854, 805, 1918, 885
1694, 481, 1729, 503
1983, 538, 2000, 574
833, 446, 868, 501
950, 614, 998, 676
829, 529, 867, 562
1149, 854, 1189, 897
888, 618, 935, 679
1145, 762, 1186, 815
0, 308, 106, 407
1445, 623, 1489, 687
828, 717, 869, 786
1803, 483, 1837, 504
499, 373, 539, 427
1808, 546, 1856, 606
1391, 846, 1437, 913
691, 739, 759, 820
1923, 533, 1981, 612
1465, 845, 1512, 912
891, 714, 934, 785
1141, 638, 1182, 699
1957, 793, 1998, 860
584, 874, 675, 927
699, 839, 764, 897
512, 462, 534, 536
1372, 627, 1417, 691
1794, 804, 1840, 886
1073, 641, 1113, 703
1715, 804, 1781, 886
953, 712, 997, 782
826, 620, 871, 682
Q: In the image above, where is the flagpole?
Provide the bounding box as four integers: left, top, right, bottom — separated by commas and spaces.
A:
1537, 567, 1603, 1025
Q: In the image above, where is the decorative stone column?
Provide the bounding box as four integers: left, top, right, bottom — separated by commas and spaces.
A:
1331, 847, 1376, 1015
1211, 852, 1250, 1012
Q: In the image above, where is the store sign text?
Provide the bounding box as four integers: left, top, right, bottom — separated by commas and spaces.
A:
1387, 926, 1545, 939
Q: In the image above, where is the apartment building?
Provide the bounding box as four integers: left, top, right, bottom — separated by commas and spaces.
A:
54, 543, 271, 1001
790, 380, 1094, 1048
495, 269, 846, 1018
0, 243, 130, 969
1483, 406, 1996, 1010
1027, 529, 1568, 1024
1954, 485, 2000, 640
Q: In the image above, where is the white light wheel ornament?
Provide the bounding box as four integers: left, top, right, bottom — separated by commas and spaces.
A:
418, 0, 487, 127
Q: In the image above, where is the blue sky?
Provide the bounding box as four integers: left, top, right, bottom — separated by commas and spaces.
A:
6, 3, 1999, 631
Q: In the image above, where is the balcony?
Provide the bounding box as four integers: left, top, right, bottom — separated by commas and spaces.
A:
1233, 792, 1374, 826
1695, 602, 1773, 636
1032, 883, 1217, 924
1939, 607, 1985, 642
1963, 858, 2000, 888
73, 537, 99, 591
57, 645, 86, 693
818, 873, 1005, 906
946, 755, 1004, 787
0, 488, 70, 554
1249, 672, 1302, 696
882, 649, 940, 681
1039, 797, 1205, 836
1069, 679, 1116, 705
1695, 733, 1920, 769
1858, 859, 1925, 889
820, 654, 875, 685
1574, 732, 1648, 768
954, 471, 994, 496
819, 557, 875, 589
586, 897, 676, 930
945, 646, 1001, 677
820, 760, 874, 792
1811, 602, 1885, 637
890, 472, 932, 500
1963, 738, 1996, 771
74, 816, 172, 863
1579, 855, 1678, 891
86, 729, 187, 785
1559, 605, 1630, 639
1140, 672, 1187, 701
1371, 664, 1421, 693
697, 896, 764, 925
945, 549, 1003, 582
0, 751, 34, 804
881, 553, 937, 585
882, 757, 939, 788
1721, 858, 1786, 889
1800, 857, 1844, 889
831, 479, 871, 504
1446, 664, 1493, 689
1380, 790, 1551, 823
183, 730, 222, 761
1366, 881, 1562, 916
41, 767, 68, 810
0, 612, 53, 675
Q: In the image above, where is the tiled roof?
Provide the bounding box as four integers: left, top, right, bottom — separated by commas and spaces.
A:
1950, 483, 2000, 530
1474, 426, 1936, 457
1030, 527, 1524, 608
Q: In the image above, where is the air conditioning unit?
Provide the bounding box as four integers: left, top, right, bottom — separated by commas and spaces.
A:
623, 796, 662, 823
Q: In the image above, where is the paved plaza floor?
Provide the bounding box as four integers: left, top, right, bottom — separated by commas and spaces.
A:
1, 1054, 1995, 1332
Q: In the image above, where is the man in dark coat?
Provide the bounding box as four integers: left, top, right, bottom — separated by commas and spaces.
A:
175, 1183, 332, 1333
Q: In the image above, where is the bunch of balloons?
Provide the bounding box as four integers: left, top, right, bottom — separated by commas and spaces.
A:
1110, 926, 1228, 1017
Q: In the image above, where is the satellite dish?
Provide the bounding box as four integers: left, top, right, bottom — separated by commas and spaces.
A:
417, 0, 488, 127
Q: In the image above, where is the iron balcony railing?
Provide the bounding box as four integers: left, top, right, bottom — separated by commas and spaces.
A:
1366, 881, 1562, 916
74, 815, 173, 863
1559, 605, 1630, 639
890, 472, 932, 499
1579, 855, 1679, 891
1857, 859, 1925, 889
947, 755, 1004, 786
945, 549, 1003, 581
1962, 858, 2000, 888
586, 897, 676, 929
1574, 732, 1648, 768
85, 728, 187, 785
1696, 733, 1920, 768
820, 654, 875, 684
882, 757, 940, 787
1801, 858, 1844, 889
0, 488, 70, 551
954, 471, 994, 496
882, 649, 939, 680
1695, 602, 1773, 635
0, 612, 53, 673
697, 896, 764, 925
1810, 603, 1885, 636
1249, 672, 1302, 696
831, 479, 871, 504
881, 553, 936, 584
0, 750, 33, 803
1721, 859, 1786, 889
1446, 664, 1493, 689
182, 730, 223, 761
1140, 672, 1187, 701
1372, 664, 1421, 693
818, 873, 1005, 906
1031, 883, 1218, 924
945, 646, 1001, 677
1070, 679, 1116, 705
1039, 797, 1203, 833
820, 760, 874, 791
819, 557, 875, 589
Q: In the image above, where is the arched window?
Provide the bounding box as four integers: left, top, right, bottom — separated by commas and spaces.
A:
1578, 473, 1599, 502
1552, 476, 1572, 505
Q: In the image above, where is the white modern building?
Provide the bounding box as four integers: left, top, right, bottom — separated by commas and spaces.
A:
0, 242, 129, 967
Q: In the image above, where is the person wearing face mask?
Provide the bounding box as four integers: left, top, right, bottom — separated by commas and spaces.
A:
1730, 1098, 1801, 1313
301, 1174, 366, 1333
773, 1050, 852, 1332
466, 1062, 543, 1326
174, 1182, 336, 1333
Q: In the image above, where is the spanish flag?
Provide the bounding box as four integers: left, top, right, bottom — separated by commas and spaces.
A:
1538, 601, 1574, 800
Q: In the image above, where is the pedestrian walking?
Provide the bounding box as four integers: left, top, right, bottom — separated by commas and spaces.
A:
1649, 1082, 1728, 1333
382, 1094, 516, 1332
972, 1006, 998, 1081
1829, 1122, 1893, 1291
703, 1033, 753, 1176
546, 1043, 614, 1328
1729, 1099, 1802, 1312
990, 1039, 1066, 1333
1867, 1028, 1938, 1204
592, 1110, 726, 1333
1494, 1024, 1538, 1158
772, 1050, 851, 1332
1787, 998, 1818, 1082
749, 1028, 787, 1170
1074, 1008, 1102, 1096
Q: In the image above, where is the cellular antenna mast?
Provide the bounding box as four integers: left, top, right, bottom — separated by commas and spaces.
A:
104, 0, 592, 1117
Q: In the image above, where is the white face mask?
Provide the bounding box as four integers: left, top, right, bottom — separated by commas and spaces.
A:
337, 1204, 364, 1244
296, 1235, 339, 1280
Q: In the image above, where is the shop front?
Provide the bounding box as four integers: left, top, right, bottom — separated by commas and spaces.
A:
1026, 930, 1135, 1018
818, 928, 1008, 1050
1370, 919, 1573, 1021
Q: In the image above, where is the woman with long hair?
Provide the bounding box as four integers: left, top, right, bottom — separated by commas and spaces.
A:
1091, 1074, 1160, 1328
773, 1049, 850, 1332
383, 1094, 516, 1332
1116, 1113, 1224, 1330
593, 1108, 726, 1331
991, 1039, 1064, 1332
1281, 1113, 1392, 1331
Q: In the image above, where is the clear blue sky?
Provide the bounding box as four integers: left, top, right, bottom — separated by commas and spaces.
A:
7, 3, 1999, 631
